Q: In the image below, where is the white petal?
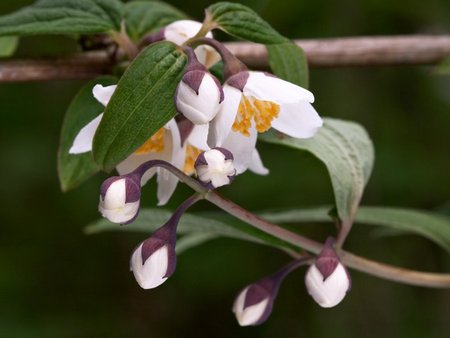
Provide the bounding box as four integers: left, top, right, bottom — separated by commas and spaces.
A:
156, 170, 179, 206
233, 287, 270, 327
209, 172, 231, 188
271, 101, 323, 139
305, 263, 350, 308
208, 85, 241, 147
164, 20, 203, 46
176, 74, 221, 124
93, 84, 117, 106
100, 200, 139, 224
69, 113, 103, 154
204, 149, 226, 169
131, 244, 169, 289
248, 149, 269, 175
103, 179, 126, 209
244, 71, 314, 104
222, 127, 257, 175
156, 119, 185, 206
187, 123, 210, 150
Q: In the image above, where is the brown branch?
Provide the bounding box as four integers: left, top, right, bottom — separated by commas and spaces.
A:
1, 35, 449, 82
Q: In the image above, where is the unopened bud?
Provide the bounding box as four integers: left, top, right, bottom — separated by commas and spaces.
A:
175, 48, 223, 124
233, 282, 274, 327
195, 148, 236, 188
130, 227, 177, 289
129, 194, 200, 289
305, 238, 351, 308
99, 175, 140, 224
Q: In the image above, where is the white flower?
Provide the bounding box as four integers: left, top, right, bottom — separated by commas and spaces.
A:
99, 176, 140, 224
232, 285, 272, 327
130, 241, 175, 289
163, 20, 220, 68
175, 70, 223, 124
305, 262, 351, 308
69, 84, 186, 206
195, 148, 236, 188
209, 71, 323, 148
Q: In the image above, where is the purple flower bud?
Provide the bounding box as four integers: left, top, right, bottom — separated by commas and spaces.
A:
130, 223, 177, 290
99, 175, 141, 224
175, 48, 223, 124
305, 238, 351, 308
129, 194, 200, 290
195, 148, 236, 188
233, 279, 276, 326
232, 258, 308, 326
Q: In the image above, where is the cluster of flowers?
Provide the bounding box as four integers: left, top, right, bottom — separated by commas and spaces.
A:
68, 20, 352, 326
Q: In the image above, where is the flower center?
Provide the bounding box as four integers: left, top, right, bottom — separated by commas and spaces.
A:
232, 96, 280, 136
184, 144, 202, 175
134, 128, 165, 154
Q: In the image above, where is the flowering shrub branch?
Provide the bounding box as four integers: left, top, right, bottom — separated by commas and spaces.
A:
1, 0, 449, 328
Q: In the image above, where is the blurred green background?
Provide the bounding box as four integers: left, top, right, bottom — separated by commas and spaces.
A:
0, 0, 449, 337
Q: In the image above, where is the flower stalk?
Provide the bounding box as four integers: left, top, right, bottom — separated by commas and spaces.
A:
125, 160, 450, 288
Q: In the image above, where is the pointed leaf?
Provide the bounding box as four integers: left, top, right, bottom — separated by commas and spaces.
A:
0, 0, 123, 37
92, 41, 187, 171
260, 206, 450, 252
124, 1, 188, 41
206, 2, 286, 44
267, 41, 309, 88
260, 118, 375, 222
58, 76, 117, 191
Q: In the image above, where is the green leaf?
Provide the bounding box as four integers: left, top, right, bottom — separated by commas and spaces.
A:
0, 0, 123, 37
124, 1, 188, 41
0, 36, 18, 57
206, 2, 286, 44
176, 233, 218, 254
267, 41, 309, 88
260, 118, 375, 222
58, 76, 117, 191
85, 208, 297, 252
260, 206, 450, 252
435, 56, 450, 75
92, 41, 187, 171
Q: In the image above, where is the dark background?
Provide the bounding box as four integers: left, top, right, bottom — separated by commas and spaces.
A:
0, 0, 449, 337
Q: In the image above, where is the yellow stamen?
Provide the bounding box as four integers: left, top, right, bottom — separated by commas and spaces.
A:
134, 128, 165, 154
232, 96, 280, 136
184, 144, 202, 175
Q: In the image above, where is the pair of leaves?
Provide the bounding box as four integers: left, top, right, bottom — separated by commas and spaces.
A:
260, 118, 375, 224
86, 206, 450, 253
0, 0, 123, 37
207, 2, 309, 87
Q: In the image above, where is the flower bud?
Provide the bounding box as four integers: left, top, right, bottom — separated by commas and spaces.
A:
99, 175, 141, 224
130, 229, 177, 289
195, 148, 236, 188
129, 194, 200, 290
176, 70, 223, 124
233, 282, 275, 327
305, 238, 351, 308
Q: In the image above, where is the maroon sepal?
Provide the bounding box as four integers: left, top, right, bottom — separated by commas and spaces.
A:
315, 237, 340, 281
227, 71, 250, 92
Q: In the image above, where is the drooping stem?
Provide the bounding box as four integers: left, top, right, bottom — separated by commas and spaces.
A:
205, 191, 450, 288
186, 37, 248, 78
123, 159, 450, 288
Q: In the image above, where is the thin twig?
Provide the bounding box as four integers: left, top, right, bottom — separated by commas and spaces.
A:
1, 35, 449, 82
205, 192, 450, 289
